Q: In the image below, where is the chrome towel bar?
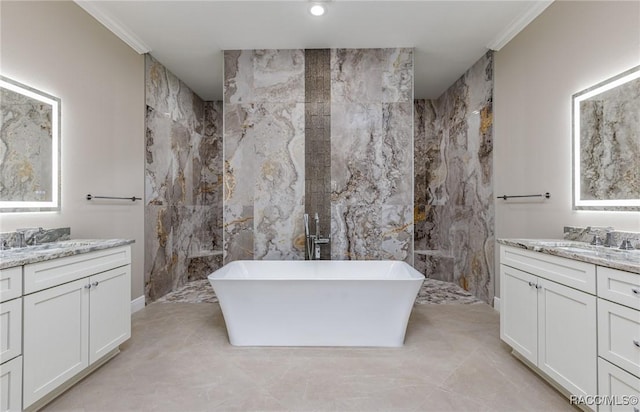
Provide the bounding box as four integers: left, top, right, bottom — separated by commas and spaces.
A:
86, 194, 141, 202
497, 192, 550, 200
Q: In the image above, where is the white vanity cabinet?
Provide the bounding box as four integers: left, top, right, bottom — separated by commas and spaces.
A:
0, 266, 23, 412
500, 245, 598, 407
596, 266, 640, 412
21, 245, 131, 410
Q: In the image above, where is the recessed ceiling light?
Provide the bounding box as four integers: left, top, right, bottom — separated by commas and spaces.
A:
309, 4, 325, 16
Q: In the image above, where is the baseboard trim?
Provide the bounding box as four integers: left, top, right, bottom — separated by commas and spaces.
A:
131, 295, 145, 313
493, 297, 500, 312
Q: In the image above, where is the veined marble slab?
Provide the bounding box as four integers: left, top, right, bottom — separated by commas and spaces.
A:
223, 50, 306, 262
330, 48, 414, 262
498, 238, 640, 274
0, 239, 134, 270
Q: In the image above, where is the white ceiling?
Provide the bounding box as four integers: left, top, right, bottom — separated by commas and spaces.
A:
76, 0, 552, 101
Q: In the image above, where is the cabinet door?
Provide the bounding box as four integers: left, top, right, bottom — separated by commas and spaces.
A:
598, 358, 640, 412
89, 265, 131, 364
500, 265, 538, 365
23, 278, 89, 409
538, 278, 597, 399
0, 298, 22, 364
0, 355, 22, 412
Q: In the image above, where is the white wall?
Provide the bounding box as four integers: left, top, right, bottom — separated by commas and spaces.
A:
0, 1, 145, 300
494, 0, 640, 296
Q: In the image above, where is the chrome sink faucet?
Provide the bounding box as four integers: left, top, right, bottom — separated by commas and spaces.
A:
304, 213, 330, 260
15, 227, 45, 248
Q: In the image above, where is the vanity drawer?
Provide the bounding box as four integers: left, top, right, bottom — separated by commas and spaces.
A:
598, 358, 640, 412
597, 266, 640, 310
0, 266, 22, 303
500, 246, 596, 294
24, 246, 130, 294
598, 298, 640, 378
0, 297, 22, 364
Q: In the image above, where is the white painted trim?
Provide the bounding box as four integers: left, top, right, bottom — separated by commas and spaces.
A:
74, 1, 151, 54
487, 1, 553, 50
131, 295, 145, 314
493, 296, 501, 313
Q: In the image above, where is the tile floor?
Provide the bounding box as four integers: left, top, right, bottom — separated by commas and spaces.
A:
43, 301, 576, 411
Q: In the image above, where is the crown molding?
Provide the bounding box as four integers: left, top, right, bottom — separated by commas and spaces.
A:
74, 1, 151, 54
487, 0, 553, 51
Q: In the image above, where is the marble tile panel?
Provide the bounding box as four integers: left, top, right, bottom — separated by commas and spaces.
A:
145, 106, 172, 205
414, 251, 454, 283
254, 103, 305, 260
381, 102, 413, 205
145, 54, 203, 134
381, 48, 413, 103
330, 102, 383, 206
379, 205, 413, 262
198, 101, 223, 208
169, 121, 199, 207
186, 252, 223, 282
224, 50, 305, 104
413, 100, 427, 207
144, 204, 175, 302
223, 104, 256, 210
330, 203, 381, 260
331, 49, 384, 104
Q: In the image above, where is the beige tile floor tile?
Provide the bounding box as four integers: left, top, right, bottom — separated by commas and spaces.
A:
43, 302, 577, 412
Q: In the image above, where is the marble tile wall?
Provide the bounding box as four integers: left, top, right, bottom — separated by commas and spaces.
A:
223, 48, 413, 263
223, 50, 306, 262
145, 55, 223, 302
330, 48, 414, 261
414, 51, 494, 303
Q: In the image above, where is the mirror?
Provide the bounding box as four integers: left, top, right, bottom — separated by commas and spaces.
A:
572, 66, 640, 211
0, 76, 60, 212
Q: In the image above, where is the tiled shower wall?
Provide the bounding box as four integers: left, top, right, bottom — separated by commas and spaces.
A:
145, 55, 223, 302
223, 49, 306, 261
223, 48, 414, 263
330, 49, 414, 261
414, 51, 495, 303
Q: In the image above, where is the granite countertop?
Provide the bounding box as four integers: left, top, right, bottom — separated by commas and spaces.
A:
0, 239, 134, 270
497, 239, 640, 274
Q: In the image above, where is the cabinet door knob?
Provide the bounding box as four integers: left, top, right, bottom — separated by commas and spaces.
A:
634, 339, 640, 348
632, 288, 640, 296
528, 281, 535, 287
91, 281, 99, 287
84, 284, 92, 289
536, 284, 542, 290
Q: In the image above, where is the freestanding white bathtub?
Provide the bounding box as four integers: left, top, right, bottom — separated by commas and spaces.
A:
207, 260, 424, 347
